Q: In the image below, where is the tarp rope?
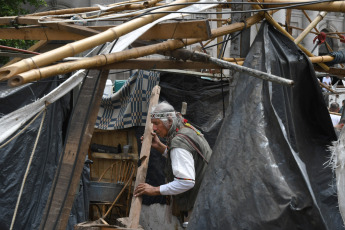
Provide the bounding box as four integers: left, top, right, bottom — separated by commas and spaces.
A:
327, 50, 345, 66
9, 108, 47, 230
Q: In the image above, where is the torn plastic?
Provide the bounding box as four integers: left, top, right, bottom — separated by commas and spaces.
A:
0, 78, 82, 230
188, 22, 343, 230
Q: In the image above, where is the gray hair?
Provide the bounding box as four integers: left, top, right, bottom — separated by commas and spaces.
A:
151, 101, 184, 141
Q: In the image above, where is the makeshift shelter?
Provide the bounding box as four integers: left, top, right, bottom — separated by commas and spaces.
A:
2, 0, 345, 230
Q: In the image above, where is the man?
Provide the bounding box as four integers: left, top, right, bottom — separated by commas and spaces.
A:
134, 101, 212, 224
329, 102, 341, 127
322, 75, 332, 90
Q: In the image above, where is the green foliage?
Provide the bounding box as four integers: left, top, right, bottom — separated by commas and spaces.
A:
0, 0, 47, 65
0, 0, 46, 16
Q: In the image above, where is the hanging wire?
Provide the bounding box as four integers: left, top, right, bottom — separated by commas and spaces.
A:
204, 30, 242, 50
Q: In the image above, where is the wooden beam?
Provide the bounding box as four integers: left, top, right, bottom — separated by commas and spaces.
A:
0, 20, 211, 41
314, 66, 345, 80
0, 52, 34, 58
139, 20, 211, 40
0, 16, 41, 26
39, 69, 109, 230
0, 26, 85, 40
102, 59, 220, 69
127, 85, 160, 228
46, 23, 100, 37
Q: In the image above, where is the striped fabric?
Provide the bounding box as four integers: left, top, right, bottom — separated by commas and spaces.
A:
94, 70, 160, 130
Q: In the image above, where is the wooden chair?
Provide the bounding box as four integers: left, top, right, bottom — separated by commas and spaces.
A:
90, 160, 136, 221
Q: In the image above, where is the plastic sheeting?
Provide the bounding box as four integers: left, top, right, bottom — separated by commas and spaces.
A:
0, 79, 80, 230
188, 22, 344, 230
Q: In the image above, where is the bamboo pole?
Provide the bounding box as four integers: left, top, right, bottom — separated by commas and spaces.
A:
309, 55, 334, 63
127, 85, 160, 229
301, 10, 334, 51
301, 10, 344, 68
29, 0, 160, 16
256, 0, 345, 13
251, 2, 330, 71
294, 11, 327, 45
169, 50, 294, 86
223, 57, 245, 62
319, 81, 336, 93
0, 0, 201, 81
224, 55, 339, 65
8, 12, 267, 87
330, 111, 342, 116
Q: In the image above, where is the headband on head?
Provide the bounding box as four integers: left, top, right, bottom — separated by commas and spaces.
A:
151, 112, 176, 120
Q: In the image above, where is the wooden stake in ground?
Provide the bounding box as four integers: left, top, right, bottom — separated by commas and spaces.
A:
127, 85, 160, 229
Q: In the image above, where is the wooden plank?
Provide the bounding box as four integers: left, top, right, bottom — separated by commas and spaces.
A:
46, 23, 100, 37
0, 20, 210, 41
127, 85, 160, 228
0, 16, 42, 26
139, 20, 211, 40
0, 27, 85, 40
314, 66, 345, 80
39, 69, 109, 230
92, 152, 138, 161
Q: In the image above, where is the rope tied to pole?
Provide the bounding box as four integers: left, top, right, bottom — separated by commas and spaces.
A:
9, 107, 47, 230
327, 50, 345, 66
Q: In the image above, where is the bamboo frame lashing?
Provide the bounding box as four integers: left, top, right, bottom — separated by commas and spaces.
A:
0, 0, 202, 81
6, 12, 266, 87
251, 1, 330, 71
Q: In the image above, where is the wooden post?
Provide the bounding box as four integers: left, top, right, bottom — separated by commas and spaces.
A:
127, 85, 160, 229
39, 69, 109, 230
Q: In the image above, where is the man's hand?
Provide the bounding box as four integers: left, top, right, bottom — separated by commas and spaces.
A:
134, 183, 161, 196
141, 132, 167, 154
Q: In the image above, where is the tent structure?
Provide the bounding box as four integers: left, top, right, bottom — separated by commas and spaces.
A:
1, 0, 345, 230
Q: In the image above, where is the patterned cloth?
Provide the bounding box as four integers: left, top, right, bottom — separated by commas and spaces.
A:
95, 70, 160, 130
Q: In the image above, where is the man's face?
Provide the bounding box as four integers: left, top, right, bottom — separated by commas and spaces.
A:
152, 118, 170, 137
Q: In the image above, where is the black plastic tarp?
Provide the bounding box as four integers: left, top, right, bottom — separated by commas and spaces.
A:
139, 75, 229, 205
188, 22, 344, 230
0, 79, 87, 230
